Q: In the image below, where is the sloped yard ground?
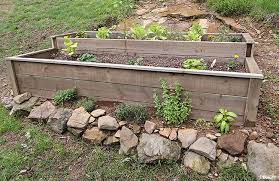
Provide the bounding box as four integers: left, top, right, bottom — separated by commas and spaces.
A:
0, 0, 278, 180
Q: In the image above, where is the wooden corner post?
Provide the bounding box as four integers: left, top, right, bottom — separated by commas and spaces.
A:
244, 78, 262, 126
6, 59, 20, 96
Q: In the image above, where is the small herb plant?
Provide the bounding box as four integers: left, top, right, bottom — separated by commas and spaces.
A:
228, 54, 239, 70
154, 79, 191, 125
53, 87, 77, 105
184, 23, 204, 41
75, 31, 87, 38
130, 25, 148, 40
213, 108, 237, 134
148, 23, 168, 40
128, 57, 143, 65
96, 27, 111, 39
115, 103, 148, 123
77, 98, 95, 112
183, 58, 207, 70
63, 36, 78, 56
78, 53, 98, 62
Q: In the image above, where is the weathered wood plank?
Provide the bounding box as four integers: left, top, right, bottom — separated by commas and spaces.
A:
17, 75, 247, 115
245, 57, 263, 75
5, 60, 19, 96
13, 61, 250, 96
244, 78, 262, 126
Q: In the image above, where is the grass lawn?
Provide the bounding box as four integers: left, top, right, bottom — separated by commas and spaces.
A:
207, 0, 279, 19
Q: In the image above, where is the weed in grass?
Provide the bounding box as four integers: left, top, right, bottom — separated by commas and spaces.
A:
77, 98, 96, 112
115, 103, 148, 123
219, 164, 256, 181
0, 105, 22, 135
53, 87, 77, 105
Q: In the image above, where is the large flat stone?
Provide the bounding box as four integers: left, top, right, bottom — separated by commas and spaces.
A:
67, 107, 90, 129
189, 137, 217, 161
178, 129, 198, 148
83, 127, 107, 144
183, 151, 210, 174
119, 126, 138, 155
28, 101, 56, 121
47, 108, 72, 134
13, 92, 31, 104
10, 97, 38, 116
98, 116, 119, 130
137, 133, 181, 163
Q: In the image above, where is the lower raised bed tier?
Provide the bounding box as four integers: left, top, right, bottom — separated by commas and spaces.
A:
6, 48, 263, 126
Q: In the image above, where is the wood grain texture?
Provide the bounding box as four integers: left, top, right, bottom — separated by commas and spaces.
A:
13, 61, 250, 96
17, 74, 247, 115
5, 60, 19, 95
245, 57, 263, 75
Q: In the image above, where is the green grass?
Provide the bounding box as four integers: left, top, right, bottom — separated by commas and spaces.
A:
219, 164, 256, 181
207, 0, 279, 19
0, 105, 22, 135
0, 0, 135, 63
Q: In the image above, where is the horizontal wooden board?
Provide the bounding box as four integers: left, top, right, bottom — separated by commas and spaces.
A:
19, 86, 245, 122
13, 61, 250, 96
17, 75, 246, 115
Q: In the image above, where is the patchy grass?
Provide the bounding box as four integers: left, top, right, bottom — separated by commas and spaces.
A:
207, 0, 279, 19
219, 164, 256, 181
0, 0, 135, 63
0, 105, 22, 135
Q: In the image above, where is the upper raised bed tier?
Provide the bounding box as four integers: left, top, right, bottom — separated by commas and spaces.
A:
51, 31, 255, 60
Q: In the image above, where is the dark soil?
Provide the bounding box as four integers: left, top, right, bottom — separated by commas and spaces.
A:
51, 51, 246, 73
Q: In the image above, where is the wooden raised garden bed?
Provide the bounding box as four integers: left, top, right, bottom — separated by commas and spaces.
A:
6, 32, 262, 126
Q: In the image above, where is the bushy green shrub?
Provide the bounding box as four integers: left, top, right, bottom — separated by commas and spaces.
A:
77, 98, 95, 112
154, 80, 191, 125
53, 87, 77, 105
183, 59, 207, 70
115, 103, 148, 122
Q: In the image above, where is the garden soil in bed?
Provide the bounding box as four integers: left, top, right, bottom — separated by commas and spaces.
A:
51, 51, 246, 73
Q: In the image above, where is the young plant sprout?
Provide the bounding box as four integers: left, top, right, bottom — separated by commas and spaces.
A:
214, 108, 237, 134
184, 23, 204, 41
183, 58, 207, 70
148, 23, 168, 40
96, 27, 111, 39
63, 36, 78, 56
228, 54, 240, 70
130, 25, 148, 40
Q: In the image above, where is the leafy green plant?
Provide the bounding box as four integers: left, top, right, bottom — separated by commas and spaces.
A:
77, 98, 95, 112
184, 23, 204, 41
213, 108, 237, 134
219, 164, 256, 181
53, 87, 77, 105
75, 31, 87, 38
78, 53, 98, 62
154, 79, 191, 125
128, 57, 143, 65
183, 59, 207, 70
96, 27, 111, 39
195, 118, 213, 129
63, 36, 78, 56
115, 103, 148, 122
148, 23, 168, 40
130, 25, 148, 40
213, 26, 241, 42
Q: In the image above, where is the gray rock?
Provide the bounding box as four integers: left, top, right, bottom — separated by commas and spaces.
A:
83, 127, 107, 144
137, 133, 181, 163
28, 101, 56, 122
249, 131, 259, 140
119, 126, 138, 155
183, 151, 211, 174
119, 121, 127, 127
67, 107, 90, 129
98, 116, 119, 130
104, 136, 119, 145
217, 131, 247, 155
114, 130, 121, 138
10, 97, 38, 116
189, 137, 217, 161
91, 109, 106, 118
88, 117, 96, 124
178, 129, 198, 148
1, 96, 14, 110
13, 92, 31, 104
206, 133, 217, 141
144, 121, 156, 134
68, 127, 84, 137
247, 141, 279, 180
47, 108, 72, 134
